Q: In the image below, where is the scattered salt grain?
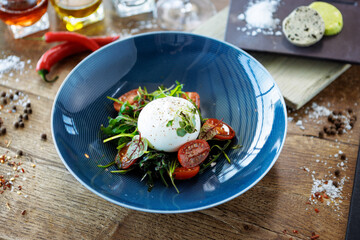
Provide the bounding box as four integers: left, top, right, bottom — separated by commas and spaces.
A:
236, 0, 282, 36
0, 55, 25, 76
244, 0, 280, 28
238, 13, 245, 20
311, 178, 341, 200
308, 102, 332, 119
295, 120, 305, 130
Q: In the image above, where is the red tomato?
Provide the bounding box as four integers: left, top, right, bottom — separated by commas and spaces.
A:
178, 139, 210, 168
174, 165, 200, 180
115, 144, 137, 169
203, 118, 235, 140
181, 92, 200, 108
113, 89, 139, 112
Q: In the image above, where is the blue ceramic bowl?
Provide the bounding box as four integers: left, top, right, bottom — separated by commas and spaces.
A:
52, 32, 287, 213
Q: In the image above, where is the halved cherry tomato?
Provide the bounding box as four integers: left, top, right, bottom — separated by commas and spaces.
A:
178, 139, 210, 168
174, 165, 200, 180
113, 89, 139, 112
181, 92, 200, 108
115, 144, 137, 169
203, 118, 235, 140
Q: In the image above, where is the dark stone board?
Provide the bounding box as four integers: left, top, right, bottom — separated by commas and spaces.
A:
225, 0, 360, 64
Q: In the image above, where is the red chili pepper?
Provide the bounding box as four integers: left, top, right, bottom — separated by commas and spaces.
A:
43, 32, 100, 52
36, 36, 120, 82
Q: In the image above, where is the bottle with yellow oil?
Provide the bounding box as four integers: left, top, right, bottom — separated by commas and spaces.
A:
50, 0, 104, 31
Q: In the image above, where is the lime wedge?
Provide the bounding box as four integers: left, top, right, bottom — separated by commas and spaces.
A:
309, 1, 343, 36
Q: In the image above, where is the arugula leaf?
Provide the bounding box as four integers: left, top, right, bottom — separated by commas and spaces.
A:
126, 135, 148, 160
167, 158, 180, 193
199, 140, 232, 173
198, 123, 218, 141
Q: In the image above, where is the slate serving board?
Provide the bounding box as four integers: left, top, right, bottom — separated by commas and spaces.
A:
194, 7, 351, 109
225, 0, 360, 64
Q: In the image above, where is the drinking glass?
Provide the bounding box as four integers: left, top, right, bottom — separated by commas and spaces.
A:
50, 0, 104, 31
0, 0, 50, 39
156, 0, 216, 31
112, 0, 155, 17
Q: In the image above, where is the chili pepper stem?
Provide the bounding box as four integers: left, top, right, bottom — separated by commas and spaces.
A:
24, 37, 45, 41
38, 69, 59, 82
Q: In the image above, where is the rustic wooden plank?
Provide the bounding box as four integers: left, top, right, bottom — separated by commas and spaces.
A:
193, 7, 351, 110
1, 129, 357, 239
0, 0, 359, 239
0, 86, 60, 162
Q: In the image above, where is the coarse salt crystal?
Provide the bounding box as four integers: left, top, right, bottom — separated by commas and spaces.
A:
244, 0, 280, 28
308, 102, 332, 119
237, 0, 282, 36
238, 13, 245, 20
0, 55, 25, 76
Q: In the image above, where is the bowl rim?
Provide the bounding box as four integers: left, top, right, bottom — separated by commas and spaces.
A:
51, 31, 287, 213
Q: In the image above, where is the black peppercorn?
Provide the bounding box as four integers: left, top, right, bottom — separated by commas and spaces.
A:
41, 133, 47, 141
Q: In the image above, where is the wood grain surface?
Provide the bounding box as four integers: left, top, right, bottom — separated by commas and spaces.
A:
1, 1, 359, 240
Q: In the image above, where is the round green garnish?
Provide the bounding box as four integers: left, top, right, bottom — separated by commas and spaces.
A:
309, 1, 343, 36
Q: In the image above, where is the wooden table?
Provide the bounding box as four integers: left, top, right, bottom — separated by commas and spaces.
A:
1, 1, 359, 239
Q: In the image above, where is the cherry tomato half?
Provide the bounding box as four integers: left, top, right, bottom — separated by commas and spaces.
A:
181, 92, 200, 109
178, 139, 210, 168
203, 118, 235, 140
113, 89, 139, 112
174, 165, 200, 180
115, 144, 137, 169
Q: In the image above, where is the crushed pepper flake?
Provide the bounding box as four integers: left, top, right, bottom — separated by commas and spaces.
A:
311, 234, 320, 240
84, 153, 90, 159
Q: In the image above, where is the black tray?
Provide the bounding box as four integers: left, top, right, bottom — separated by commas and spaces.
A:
225, 0, 360, 64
